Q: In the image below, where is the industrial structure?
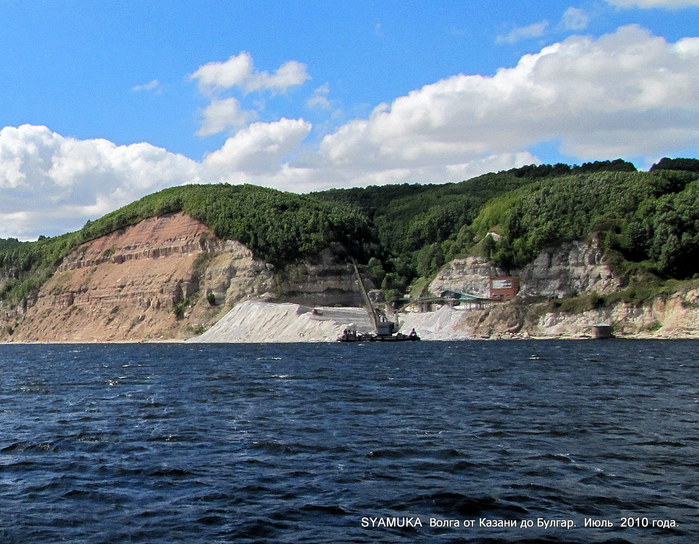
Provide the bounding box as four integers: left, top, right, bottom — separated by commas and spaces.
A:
489, 276, 520, 301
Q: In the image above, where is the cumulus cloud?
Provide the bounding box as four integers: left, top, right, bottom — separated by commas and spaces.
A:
606, 0, 699, 7
314, 24, 699, 173
497, 21, 549, 44
0, 125, 199, 238
202, 118, 312, 178
287, 152, 541, 193
196, 98, 257, 137
190, 52, 309, 95
191, 51, 310, 137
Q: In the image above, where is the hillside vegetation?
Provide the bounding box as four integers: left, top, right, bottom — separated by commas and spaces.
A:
0, 184, 371, 303
0, 158, 697, 306
316, 158, 698, 296
473, 169, 698, 275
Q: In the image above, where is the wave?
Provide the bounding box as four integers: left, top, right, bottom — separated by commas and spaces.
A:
1, 441, 59, 453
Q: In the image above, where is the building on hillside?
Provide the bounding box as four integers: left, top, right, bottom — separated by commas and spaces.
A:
489, 276, 519, 301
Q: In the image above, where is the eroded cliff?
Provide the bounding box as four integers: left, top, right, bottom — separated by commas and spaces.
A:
2, 214, 696, 342
517, 238, 623, 298
415, 237, 698, 339
429, 238, 622, 300
407, 285, 699, 339
4, 213, 360, 342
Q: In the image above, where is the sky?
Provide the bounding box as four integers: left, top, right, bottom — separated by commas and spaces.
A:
1, 0, 698, 239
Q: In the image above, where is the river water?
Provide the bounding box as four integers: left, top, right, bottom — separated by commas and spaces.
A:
0, 340, 697, 543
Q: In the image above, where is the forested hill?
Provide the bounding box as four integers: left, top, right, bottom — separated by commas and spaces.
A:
313, 158, 698, 297
0, 185, 372, 303
0, 158, 697, 306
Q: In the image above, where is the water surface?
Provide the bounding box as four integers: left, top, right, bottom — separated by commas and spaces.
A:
0, 340, 696, 543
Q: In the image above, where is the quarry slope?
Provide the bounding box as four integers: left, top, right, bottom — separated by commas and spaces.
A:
189, 301, 374, 343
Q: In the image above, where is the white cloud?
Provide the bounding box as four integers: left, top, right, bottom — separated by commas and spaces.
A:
202, 118, 312, 178
247, 60, 309, 93
499, 9, 591, 44
190, 52, 253, 93
313, 24, 699, 173
561, 7, 590, 30
497, 21, 549, 44
285, 152, 540, 192
0, 125, 199, 238
606, 0, 699, 7
191, 51, 311, 137
196, 98, 257, 136
307, 84, 332, 110
190, 52, 309, 95
132, 79, 162, 93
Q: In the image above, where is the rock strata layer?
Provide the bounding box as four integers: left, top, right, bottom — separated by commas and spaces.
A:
6, 213, 361, 342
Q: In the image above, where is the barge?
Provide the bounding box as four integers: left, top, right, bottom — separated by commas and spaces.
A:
338, 257, 420, 342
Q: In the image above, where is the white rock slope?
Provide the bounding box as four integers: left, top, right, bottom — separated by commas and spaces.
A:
189, 300, 374, 343
398, 307, 473, 340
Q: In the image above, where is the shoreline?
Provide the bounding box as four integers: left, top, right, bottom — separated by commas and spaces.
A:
2, 332, 697, 345
3, 298, 697, 344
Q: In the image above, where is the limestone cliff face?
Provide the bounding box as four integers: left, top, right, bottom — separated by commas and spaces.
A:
420, 238, 696, 338
398, 287, 699, 340
429, 238, 622, 300
272, 253, 364, 308
518, 238, 623, 298
534, 287, 699, 338
6, 213, 359, 342
429, 257, 506, 297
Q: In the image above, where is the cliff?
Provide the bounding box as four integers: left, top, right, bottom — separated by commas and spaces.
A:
188, 236, 698, 343
517, 238, 623, 297
428, 237, 622, 299
417, 238, 698, 339
429, 256, 506, 297
3, 213, 361, 342
1, 213, 696, 343
533, 287, 699, 338
400, 285, 698, 340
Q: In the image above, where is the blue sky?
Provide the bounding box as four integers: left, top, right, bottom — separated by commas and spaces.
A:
1, 0, 698, 238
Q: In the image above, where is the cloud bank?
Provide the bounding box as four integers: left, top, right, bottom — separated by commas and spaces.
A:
308, 25, 699, 181
1, 25, 698, 238
0, 125, 200, 238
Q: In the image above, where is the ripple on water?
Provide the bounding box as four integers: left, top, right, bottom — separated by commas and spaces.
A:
0, 340, 696, 543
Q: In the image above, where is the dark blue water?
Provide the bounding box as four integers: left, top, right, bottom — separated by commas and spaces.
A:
0, 340, 697, 543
